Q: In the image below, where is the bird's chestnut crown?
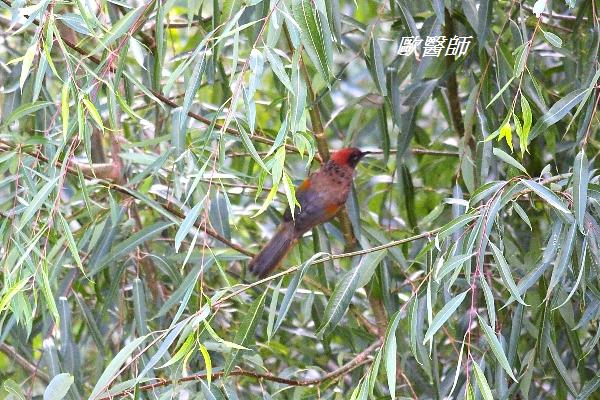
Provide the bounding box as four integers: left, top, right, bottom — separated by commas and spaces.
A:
330, 147, 371, 168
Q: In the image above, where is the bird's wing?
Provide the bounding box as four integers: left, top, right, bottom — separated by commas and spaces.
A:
282, 178, 313, 222
283, 177, 341, 234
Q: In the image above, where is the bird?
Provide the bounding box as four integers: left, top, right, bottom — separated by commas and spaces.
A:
248, 147, 371, 278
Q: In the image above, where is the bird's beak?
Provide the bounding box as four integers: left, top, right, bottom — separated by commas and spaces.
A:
359, 151, 373, 159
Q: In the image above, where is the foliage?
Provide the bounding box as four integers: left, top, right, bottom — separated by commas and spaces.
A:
0, 0, 599, 399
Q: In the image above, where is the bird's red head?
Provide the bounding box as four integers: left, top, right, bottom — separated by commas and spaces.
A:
330, 147, 371, 168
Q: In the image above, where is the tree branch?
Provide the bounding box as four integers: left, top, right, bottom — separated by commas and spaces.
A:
0, 342, 50, 383
444, 9, 470, 151
211, 228, 441, 309
98, 339, 382, 399
521, 3, 585, 21
0, 140, 254, 257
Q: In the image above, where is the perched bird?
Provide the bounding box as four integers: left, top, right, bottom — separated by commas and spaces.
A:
248, 147, 370, 278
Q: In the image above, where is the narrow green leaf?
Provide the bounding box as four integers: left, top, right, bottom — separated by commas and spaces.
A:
20, 43, 36, 89
513, 202, 532, 230
1, 101, 53, 128
44, 373, 74, 400
88, 335, 149, 400
317, 263, 364, 338
83, 98, 104, 131
477, 0, 492, 47
138, 318, 189, 379
472, 361, 494, 400
180, 50, 208, 133
521, 179, 573, 218
158, 331, 195, 369
132, 278, 147, 336
234, 119, 268, 171
489, 242, 528, 306
291, 0, 333, 80
40, 264, 60, 323
543, 31, 562, 48
548, 222, 577, 294
577, 372, 600, 400
175, 199, 205, 252
356, 250, 387, 288
423, 290, 469, 344
486, 77, 515, 108
19, 176, 59, 229
553, 240, 587, 310
493, 147, 528, 174
478, 315, 517, 381
529, 88, 588, 142
224, 291, 267, 375
548, 342, 577, 395
384, 310, 402, 399
264, 47, 293, 92
90, 5, 146, 56
0, 277, 31, 313
435, 253, 473, 282
289, 51, 306, 134
369, 36, 387, 96
3, 379, 25, 400
267, 278, 283, 339
573, 150, 589, 232
93, 221, 174, 274
273, 252, 327, 336
58, 213, 84, 274
480, 275, 496, 331
436, 213, 478, 244
199, 343, 212, 385
514, 45, 528, 77
520, 95, 532, 155
61, 82, 70, 138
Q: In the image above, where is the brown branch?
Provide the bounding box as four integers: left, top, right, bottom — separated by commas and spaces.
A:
0, 140, 254, 257
98, 339, 382, 399
0, 342, 50, 383
147, 90, 302, 156
521, 4, 586, 21
211, 228, 442, 309
366, 148, 459, 157
444, 10, 469, 150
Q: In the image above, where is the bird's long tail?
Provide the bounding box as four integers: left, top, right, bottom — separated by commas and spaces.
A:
249, 222, 296, 278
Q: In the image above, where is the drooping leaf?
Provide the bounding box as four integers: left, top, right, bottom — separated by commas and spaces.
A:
472, 361, 494, 400
44, 373, 74, 400
223, 291, 267, 375
493, 147, 527, 174
573, 150, 589, 232
291, 0, 334, 81
489, 242, 528, 306
529, 89, 589, 142
317, 263, 363, 338
423, 290, 468, 344
521, 179, 573, 220
478, 315, 517, 381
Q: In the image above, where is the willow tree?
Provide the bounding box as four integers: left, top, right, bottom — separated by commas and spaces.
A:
0, 0, 599, 398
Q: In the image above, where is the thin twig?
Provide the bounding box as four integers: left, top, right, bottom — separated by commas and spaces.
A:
444, 10, 467, 145
0, 140, 254, 257
211, 228, 441, 309
99, 339, 382, 399
0, 342, 50, 383
521, 4, 585, 21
